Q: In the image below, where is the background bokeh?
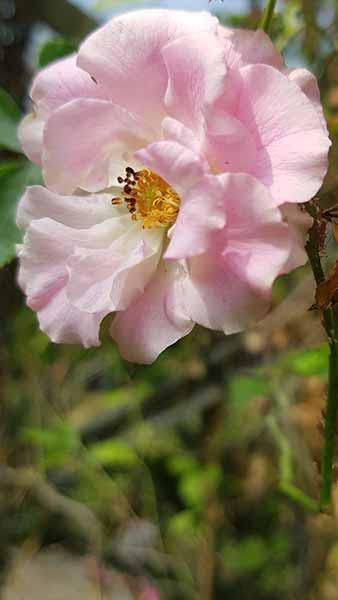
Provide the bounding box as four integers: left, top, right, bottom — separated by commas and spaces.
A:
1, 1, 338, 598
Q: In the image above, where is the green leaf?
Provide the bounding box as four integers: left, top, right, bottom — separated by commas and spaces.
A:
38, 37, 78, 68
89, 439, 139, 468
0, 87, 21, 153
0, 160, 42, 266
178, 465, 222, 510
23, 423, 81, 467
229, 374, 269, 406
281, 345, 329, 377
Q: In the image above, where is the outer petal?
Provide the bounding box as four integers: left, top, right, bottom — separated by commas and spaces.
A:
77, 9, 218, 126
110, 262, 194, 363
17, 185, 114, 230
183, 252, 272, 333
43, 99, 154, 194
286, 67, 328, 134
18, 114, 44, 165
34, 287, 104, 348
219, 26, 284, 70
19, 55, 107, 164
237, 64, 331, 204
17, 216, 127, 309
162, 32, 226, 132
17, 218, 107, 347
30, 54, 106, 118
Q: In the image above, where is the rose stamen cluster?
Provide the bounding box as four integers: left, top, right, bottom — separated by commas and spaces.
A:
113, 167, 180, 228
16, 9, 330, 363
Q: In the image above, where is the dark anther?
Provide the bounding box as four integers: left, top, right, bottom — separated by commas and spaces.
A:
124, 185, 132, 194
126, 167, 135, 175
117, 176, 124, 184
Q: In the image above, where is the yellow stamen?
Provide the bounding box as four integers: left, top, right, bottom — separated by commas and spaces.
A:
114, 167, 180, 229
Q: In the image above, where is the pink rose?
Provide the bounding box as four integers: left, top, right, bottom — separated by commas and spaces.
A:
17, 10, 330, 363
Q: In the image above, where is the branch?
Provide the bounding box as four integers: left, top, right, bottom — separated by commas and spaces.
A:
0, 466, 103, 554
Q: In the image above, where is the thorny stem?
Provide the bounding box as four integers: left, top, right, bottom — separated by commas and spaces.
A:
304, 201, 338, 512
260, 0, 277, 33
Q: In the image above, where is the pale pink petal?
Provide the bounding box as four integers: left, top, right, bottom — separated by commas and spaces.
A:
66, 225, 163, 313
18, 218, 74, 310
18, 113, 44, 165
209, 173, 291, 292
17, 213, 135, 347
219, 26, 284, 69
77, 9, 218, 126
166, 172, 280, 261
184, 221, 291, 333
43, 99, 154, 194
162, 32, 226, 132
17, 186, 114, 230
184, 251, 271, 333
135, 140, 209, 197
204, 112, 257, 174
37, 287, 104, 347
18, 215, 132, 308
226, 223, 290, 292
30, 54, 107, 119
286, 67, 328, 134
111, 262, 194, 363
182, 174, 291, 332
165, 175, 225, 259
162, 117, 202, 154
19, 55, 107, 164
237, 64, 331, 203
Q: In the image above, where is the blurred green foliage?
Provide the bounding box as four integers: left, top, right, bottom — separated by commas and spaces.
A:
38, 37, 78, 68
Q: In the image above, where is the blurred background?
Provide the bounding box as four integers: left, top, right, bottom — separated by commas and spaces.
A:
0, 0, 338, 598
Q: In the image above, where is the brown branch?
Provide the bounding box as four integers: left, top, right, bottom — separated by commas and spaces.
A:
0, 466, 103, 555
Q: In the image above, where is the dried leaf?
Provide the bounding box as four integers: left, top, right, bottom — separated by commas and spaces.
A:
333, 222, 338, 244
322, 204, 338, 244
315, 261, 338, 310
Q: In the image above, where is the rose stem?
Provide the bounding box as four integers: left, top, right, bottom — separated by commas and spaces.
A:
260, 0, 277, 33
305, 202, 338, 512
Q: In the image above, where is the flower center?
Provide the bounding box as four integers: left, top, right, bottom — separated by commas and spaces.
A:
112, 167, 180, 228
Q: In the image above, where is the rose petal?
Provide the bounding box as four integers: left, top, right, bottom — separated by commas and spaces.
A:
43, 99, 154, 194
66, 225, 163, 313
77, 9, 218, 127
18, 113, 45, 165
219, 27, 284, 70
37, 286, 105, 348
135, 140, 208, 197
237, 64, 331, 204
286, 67, 328, 134
17, 185, 115, 230
162, 32, 226, 132
111, 262, 193, 363
165, 175, 225, 259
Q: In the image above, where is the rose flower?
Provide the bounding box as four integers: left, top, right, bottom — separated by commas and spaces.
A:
17, 10, 330, 362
